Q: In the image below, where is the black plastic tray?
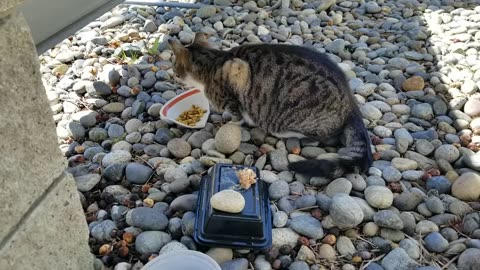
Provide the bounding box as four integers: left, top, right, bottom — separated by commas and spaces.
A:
194, 164, 272, 250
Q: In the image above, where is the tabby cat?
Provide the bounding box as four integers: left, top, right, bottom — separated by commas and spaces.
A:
168, 33, 373, 178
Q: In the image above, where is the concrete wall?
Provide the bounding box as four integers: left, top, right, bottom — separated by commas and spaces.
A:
19, 0, 124, 54
0, 1, 94, 269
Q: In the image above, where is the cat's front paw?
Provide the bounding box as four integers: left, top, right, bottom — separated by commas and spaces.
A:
227, 112, 244, 125
228, 118, 245, 126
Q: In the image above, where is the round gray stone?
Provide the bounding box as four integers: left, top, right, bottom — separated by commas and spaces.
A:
125, 162, 153, 184
373, 210, 404, 230
269, 180, 289, 200
290, 215, 324, 240
167, 138, 192, 158
126, 207, 168, 230
329, 194, 364, 229
135, 231, 172, 255
325, 178, 352, 197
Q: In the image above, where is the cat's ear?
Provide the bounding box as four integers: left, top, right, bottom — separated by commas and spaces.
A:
168, 38, 187, 55
193, 32, 210, 47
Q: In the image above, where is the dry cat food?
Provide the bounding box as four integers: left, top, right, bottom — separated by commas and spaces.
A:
176, 105, 207, 126
236, 168, 257, 189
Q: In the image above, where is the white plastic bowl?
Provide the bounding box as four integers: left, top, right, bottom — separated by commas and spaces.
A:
142, 250, 221, 270
160, 88, 210, 129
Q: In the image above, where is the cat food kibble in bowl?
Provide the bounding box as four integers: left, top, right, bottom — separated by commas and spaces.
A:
176, 105, 207, 127
160, 88, 210, 129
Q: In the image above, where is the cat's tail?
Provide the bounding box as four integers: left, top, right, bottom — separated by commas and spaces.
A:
288, 114, 373, 179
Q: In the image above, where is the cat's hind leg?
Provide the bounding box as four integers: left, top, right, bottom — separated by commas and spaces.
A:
288, 115, 373, 178
336, 115, 373, 173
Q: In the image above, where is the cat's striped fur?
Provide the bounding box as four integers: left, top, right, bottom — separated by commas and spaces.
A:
168, 33, 373, 178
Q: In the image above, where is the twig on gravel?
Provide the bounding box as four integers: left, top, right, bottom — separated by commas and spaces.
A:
405, 234, 429, 264
441, 255, 459, 270
361, 253, 385, 269
134, 155, 155, 169
131, 155, 158, 186
411, 181, 427, 194
272, 201, 279, 212
355, 235, 375, 247
406, 234, 446, 268
292, 205, 319, 212
78, 96, 94, 109
450, 225, 471, 239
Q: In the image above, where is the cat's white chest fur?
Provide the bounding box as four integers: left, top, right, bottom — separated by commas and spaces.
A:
182, 75, 205, 91
272, 131, 307, 139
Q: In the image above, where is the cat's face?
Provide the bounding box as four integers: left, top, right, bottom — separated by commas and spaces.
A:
167, 33, 210, 83
167, 39, 190, 81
